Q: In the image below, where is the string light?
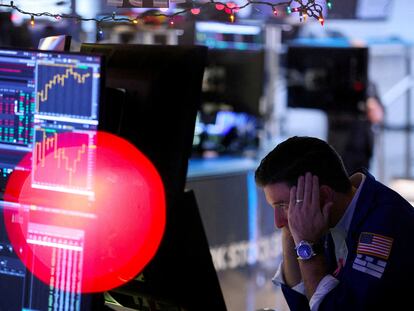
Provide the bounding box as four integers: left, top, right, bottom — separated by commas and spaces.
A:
97, 28, 104, 41
327, 0, 333, 10
215, 3, 225, 10
30, 15, 35, 27
318, 15, 324, 25
191, 8, 201, 15
0, 0, 329, 27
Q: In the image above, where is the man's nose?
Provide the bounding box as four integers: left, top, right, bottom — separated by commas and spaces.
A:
274, 208, 287, 229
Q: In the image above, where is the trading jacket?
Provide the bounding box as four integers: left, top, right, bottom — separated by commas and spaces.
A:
281, 170, 414, 311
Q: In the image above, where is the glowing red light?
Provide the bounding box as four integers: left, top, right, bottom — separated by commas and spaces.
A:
319, 17, 324, 25
191, 8, 201, 15
224, 7, 232, 14
227, 2, 236, 9
11, 13, 19, 22
216, 3, 224, 11
4, 131, 166, 293
215, 3, 225, 10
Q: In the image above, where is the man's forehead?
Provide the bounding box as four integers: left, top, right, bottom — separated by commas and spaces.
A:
263, 182, 291, 202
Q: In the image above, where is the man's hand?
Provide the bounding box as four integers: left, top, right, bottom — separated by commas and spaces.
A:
366, 97, 384, 124
287, 172, 333, 245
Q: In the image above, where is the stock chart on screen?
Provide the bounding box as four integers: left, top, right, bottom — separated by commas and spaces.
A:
0, 48, 102, 311
32, 127, 96, 196
36, 63, 97, 120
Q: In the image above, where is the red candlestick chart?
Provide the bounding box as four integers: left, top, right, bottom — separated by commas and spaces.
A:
32, 129, 96, 196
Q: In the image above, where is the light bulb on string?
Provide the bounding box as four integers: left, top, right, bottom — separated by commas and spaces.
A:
215, 3, 225, 10
97, 28, 104, 41
272, 8, 278, 16
229, 13, 235, 23
286, 6, 292, 14
318, 15, 324, 26
191, 8, 200, 15
30, 15, 35, 27
227, 2, 236, 9
327, 0, 332, 10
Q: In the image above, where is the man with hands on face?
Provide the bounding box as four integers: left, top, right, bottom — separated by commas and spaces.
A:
255, 136, 414, 311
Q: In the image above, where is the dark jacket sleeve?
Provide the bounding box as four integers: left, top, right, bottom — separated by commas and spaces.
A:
281, 189, 414, 310
281, 284, 310, 311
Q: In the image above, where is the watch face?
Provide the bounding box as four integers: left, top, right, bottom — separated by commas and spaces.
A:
297, 243, 314, 260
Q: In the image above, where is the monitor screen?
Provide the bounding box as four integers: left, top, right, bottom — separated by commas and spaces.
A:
286, 46, 368, 113
202, 49, 265, 117
80, 43, 227, 310
0, 47, 103, 310
80, 43, 207, 202
327, 0, 393, 20
195, 21, 263, 51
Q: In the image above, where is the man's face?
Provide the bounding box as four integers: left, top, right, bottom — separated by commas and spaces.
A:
263, 182, 291, 229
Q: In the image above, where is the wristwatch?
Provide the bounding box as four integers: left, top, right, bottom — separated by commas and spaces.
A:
295, 240, 323, 260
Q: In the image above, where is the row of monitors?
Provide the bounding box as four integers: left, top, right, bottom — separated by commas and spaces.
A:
0, 44, 226, 311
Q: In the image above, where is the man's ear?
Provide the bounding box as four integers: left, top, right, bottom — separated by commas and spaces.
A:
320, 185, 334, 205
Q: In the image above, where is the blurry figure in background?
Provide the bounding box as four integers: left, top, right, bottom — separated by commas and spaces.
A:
0, 12, 32, 48
288, 25, 385, 174
327, 82, 384, 174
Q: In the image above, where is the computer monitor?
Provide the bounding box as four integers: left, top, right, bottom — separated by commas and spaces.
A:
80, 43, 207, 203
106, 190, 227, 310
195, 21, 264, 51
0, 47, 103, 310
327, 0, 393, 20
80, 43, 227, 309
193, 21, 265, 117
202, 48, 265, 117
38, 34, 72, 51
286, 46, 368, 113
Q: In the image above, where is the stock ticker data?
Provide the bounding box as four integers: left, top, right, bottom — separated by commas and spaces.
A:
0, 48, 103, 311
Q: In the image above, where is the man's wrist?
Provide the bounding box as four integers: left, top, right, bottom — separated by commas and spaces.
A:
295, 240, 324, 261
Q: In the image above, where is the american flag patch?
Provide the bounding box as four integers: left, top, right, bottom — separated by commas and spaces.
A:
356, 232, 393, 260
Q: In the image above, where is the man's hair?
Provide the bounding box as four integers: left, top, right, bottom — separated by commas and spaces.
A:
255, 136, 351, 193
